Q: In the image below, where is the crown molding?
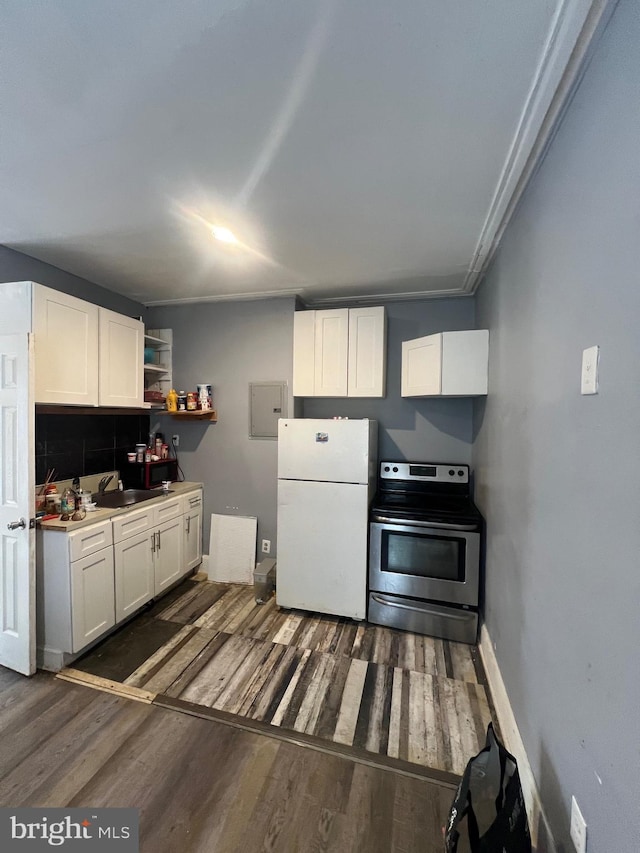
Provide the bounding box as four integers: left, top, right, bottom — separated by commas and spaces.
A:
464, 0, 620, 294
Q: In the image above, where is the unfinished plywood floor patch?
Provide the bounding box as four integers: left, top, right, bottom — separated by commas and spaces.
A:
71, 580, 494, 777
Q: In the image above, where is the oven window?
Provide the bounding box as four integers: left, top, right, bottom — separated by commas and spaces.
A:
381, 530, 465, 582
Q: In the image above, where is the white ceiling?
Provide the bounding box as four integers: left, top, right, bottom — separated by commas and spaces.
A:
0, 1, 598, 307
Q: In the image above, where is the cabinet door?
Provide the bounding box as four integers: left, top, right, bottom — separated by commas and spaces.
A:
292, 311, 316, 396
154, 516, 183, 595
99, 308, 144, 407
440, 330, 489, 396
347, 306, 386, 397
314, 309, 349, 397
70, 548, 115, 653
114, 531, 155, 622
184, 508, 203, 573
33, 285, 99, 405
401, 333, 443, 397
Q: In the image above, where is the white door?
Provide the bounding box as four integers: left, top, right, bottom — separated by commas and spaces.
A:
98, 308, 144, 407
114, 531, 155, 622
33, 285, 99, 405
70, 548, 115, 652
0, 334, 35, 675
347, 306, 386, 398
276, 479, 368, 619
154, 516, 183, 595
278, 418, 372, 484
314, 309, 349, 397
183, 510, 202, 573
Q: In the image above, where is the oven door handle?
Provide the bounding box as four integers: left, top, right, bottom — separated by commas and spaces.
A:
371, 515, 478, 532
370, 593, 474, 622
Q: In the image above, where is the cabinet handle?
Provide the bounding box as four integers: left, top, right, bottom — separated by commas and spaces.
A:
186, 516, 191, 534
156, 530, 161, 551
151, 533, 155, 553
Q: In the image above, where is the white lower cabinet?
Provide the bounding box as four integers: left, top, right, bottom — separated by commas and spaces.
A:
184, 490, 203, 572
70, 547, 116, 652
37, 519, 116, 670
154, 515, 184, 595
114, 530, 155, 622
37, 487, 204, 671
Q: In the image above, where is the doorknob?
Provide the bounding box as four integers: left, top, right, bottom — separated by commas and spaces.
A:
7, 518, 26, 531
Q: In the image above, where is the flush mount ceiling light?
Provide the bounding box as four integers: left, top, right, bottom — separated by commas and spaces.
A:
211, 225, 238, 245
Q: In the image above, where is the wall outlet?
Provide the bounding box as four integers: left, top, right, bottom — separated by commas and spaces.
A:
172, 434, 179, 447
261, 539, 271, 554
570, 796, 587, 853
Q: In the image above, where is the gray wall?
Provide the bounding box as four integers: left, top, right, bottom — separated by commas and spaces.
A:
0, 245, 145, 317
146, 298, 296, 555
473, 2, 640, 850
304, 298, 476, 463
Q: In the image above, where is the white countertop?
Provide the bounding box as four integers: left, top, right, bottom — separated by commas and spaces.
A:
38, 481, 203, 532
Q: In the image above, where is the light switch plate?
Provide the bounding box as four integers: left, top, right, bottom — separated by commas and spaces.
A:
581, 346, 599, 395
570, 795, 587, 853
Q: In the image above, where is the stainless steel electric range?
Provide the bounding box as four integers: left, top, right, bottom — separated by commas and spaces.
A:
368, 461, 483, 644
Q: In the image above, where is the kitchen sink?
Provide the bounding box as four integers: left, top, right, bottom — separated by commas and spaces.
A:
92, 488, 172, 509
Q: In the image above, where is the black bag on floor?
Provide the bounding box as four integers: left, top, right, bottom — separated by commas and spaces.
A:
444, 723, 532, 853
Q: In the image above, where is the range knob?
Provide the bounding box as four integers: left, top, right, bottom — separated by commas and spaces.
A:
449, 469, 455, 476
458, 470, 464, 477
392, 466, 398, 472
383, 466, 390, 472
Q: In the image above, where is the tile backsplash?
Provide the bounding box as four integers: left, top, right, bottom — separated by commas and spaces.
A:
35, 413, 151, 483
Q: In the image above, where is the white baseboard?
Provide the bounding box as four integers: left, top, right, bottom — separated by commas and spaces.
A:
478, 624, 557, 853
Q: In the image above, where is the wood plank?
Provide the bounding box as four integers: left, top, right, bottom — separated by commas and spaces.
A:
449, 640, 478, 683
333, 658, 368, 746
56, 669, 155, 703
122, 624, 197, 687
162, 631, 233, 699
137, 628, 219, 694
155, 580, 231, 625
270, 649, 313, 727
271, 611, 305, 645
179, 635, 255, 707
386, 667, 404, 760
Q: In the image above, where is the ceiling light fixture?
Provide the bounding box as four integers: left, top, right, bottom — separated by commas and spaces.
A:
211, 225, 238, 245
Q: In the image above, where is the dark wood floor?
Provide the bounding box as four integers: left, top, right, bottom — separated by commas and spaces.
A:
69, 579, 495, 777
0, 666, 456, 853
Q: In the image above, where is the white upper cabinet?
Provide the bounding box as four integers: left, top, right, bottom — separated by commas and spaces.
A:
347, 307, 386, 397
98, 308, 144, 407
33, 285, 99, 405
314, 308, 349, 397
293, 306, 386, 398
27, 283, 142, 407
401, 330, 489, 397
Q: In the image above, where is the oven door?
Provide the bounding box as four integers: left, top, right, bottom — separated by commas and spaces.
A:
369, 519, 480, 607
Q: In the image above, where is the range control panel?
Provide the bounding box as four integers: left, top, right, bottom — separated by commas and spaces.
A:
379, 461, 469, 484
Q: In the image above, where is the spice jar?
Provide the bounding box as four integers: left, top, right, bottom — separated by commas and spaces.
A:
177, 392, 187, 411
186, 392, 197, 411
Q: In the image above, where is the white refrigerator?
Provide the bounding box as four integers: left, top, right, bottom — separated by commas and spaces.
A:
276, 418, 377, 619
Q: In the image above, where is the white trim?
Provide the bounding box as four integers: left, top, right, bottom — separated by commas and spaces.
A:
478, 624, 557, 853
464, 0, 619, 294
144, 289, 300, 307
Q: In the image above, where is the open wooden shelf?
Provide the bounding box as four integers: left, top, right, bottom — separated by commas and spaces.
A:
159, 410, 218, 421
